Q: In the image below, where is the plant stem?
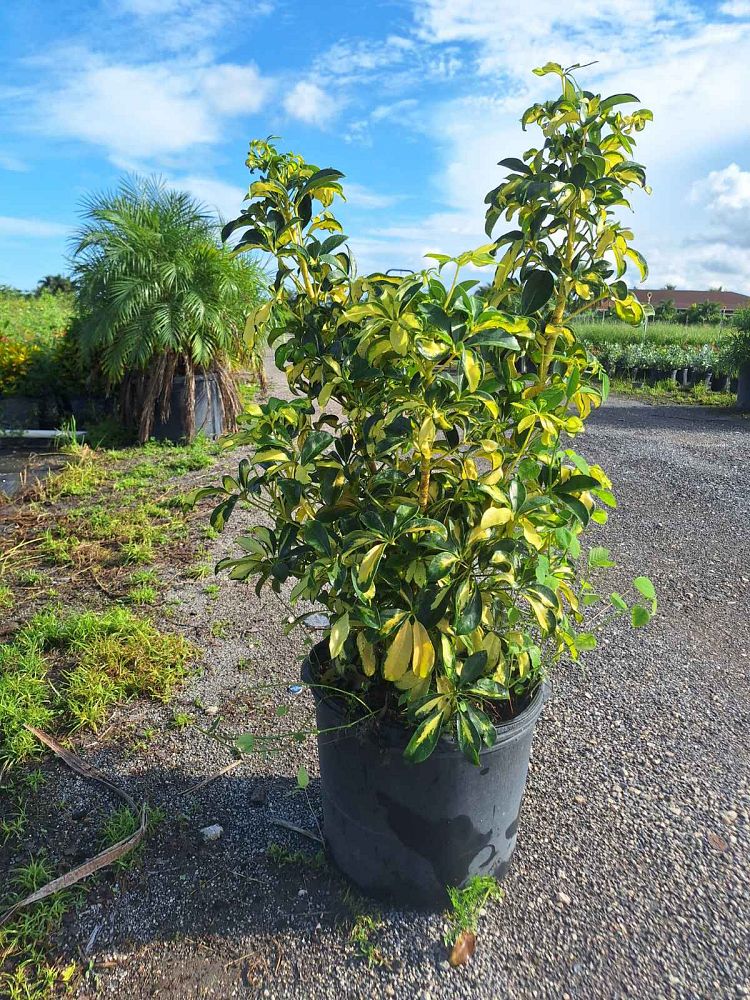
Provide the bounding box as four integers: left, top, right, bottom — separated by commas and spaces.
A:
419, 454, 431, 510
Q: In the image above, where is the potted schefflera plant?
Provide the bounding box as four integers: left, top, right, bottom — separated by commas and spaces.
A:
199, 64, 657, 905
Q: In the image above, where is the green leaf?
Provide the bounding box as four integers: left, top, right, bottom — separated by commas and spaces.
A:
521, 270, 555, 315
574, 632, 597, 651
455, 707, 481, 765
633, 576, 656, 602
532, 61, 564, 78
454, 580, 482, 635
631, 605, 651, 627
404, 710, 444, 763
210, 495, 239, 531
599, 93, 640, 113
300, 430, 333, 465
466, 331, 521, 351
459, 651, 488, 687
609, 593, 628, 612
588, 546, 615, 568
236, 733, 255, 753
297, 168, 345, 202
296, 765, 310, 789
427, 551, 459, 583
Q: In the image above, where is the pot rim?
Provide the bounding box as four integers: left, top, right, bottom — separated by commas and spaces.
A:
302, 639, 548, 757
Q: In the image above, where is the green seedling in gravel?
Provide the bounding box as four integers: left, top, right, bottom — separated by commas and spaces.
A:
128, 584, 157, 605
16, 569, 45, 587
0, 584, 14, 609
171, 710, 194, 729
0, 793, 27, 845
21, 769, 46, 790
210, 619, 230, 638
350, 913, 387, 968
340, 885, 388, 967
266, 842, 327, 869
444, 875, 504, 966
203, 583, 221, 600
186, 562, 212, 579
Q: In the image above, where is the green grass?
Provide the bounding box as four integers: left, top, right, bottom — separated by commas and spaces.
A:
0, 607, 194, 764
100, 804, 166, 870
127, 584, 157, 605
0, 853, 80, 999
266, 842, 327, 869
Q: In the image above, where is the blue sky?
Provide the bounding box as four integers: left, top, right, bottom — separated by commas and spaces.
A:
1, 0, 749, 293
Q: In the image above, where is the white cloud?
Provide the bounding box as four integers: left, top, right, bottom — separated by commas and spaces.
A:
315, 37, 416, 78
0, 152, 27, 172
345, 183, 405, 209
112, 0, 275, 50
171, 175, 247, 222
38, 56, 270, 161
0, 216, 69, 238
692, 163, 750, 219
719, 0, 750, 15
283, 81, 340, 126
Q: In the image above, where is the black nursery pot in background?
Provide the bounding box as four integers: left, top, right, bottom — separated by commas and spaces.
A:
152, 374, 224, 442
302, 642, 546, 907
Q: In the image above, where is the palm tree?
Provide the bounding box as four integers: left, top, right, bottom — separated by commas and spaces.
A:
72, 177, 265, 443
36, 274, 76, 295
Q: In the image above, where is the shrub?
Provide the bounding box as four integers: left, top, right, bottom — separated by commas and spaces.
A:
201, 63, 656, 763
0, 290, 81, 396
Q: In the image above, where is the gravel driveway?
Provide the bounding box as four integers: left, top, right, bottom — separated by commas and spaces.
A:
37, 395, 749, 1000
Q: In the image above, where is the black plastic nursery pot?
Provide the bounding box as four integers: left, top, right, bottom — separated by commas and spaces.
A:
152, 374, 224, 442
302, 641, 547, 907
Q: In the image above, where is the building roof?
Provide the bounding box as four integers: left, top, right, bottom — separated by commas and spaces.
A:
632, 289, 750, 310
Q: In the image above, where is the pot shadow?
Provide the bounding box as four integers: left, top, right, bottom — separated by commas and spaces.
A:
6, 753, 442, 990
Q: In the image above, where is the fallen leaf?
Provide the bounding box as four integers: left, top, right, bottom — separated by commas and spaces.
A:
449, 931, 476, 967
707, 831, 728, 852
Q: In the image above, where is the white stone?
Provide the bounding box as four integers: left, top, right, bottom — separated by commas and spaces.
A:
200, 824, 223, 842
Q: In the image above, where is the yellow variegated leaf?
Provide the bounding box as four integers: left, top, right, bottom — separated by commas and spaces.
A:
329, 613, 350, 659
479, 506, 513, 530
412, 620, 436, 678
383, 619, 413, 681
318, 381, 335, 407
481, 632, 504, 670
358, 542, 386, 584
390, 324, 409, 354
356, 632, 377, 676
463, 350, 481, 392
381, 609, 408, 635
254, 448, 289, 463
522, 520, 544, 549
418, 416, 435, 457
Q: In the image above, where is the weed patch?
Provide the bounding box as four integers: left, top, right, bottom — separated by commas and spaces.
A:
0, 607, 194, 764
